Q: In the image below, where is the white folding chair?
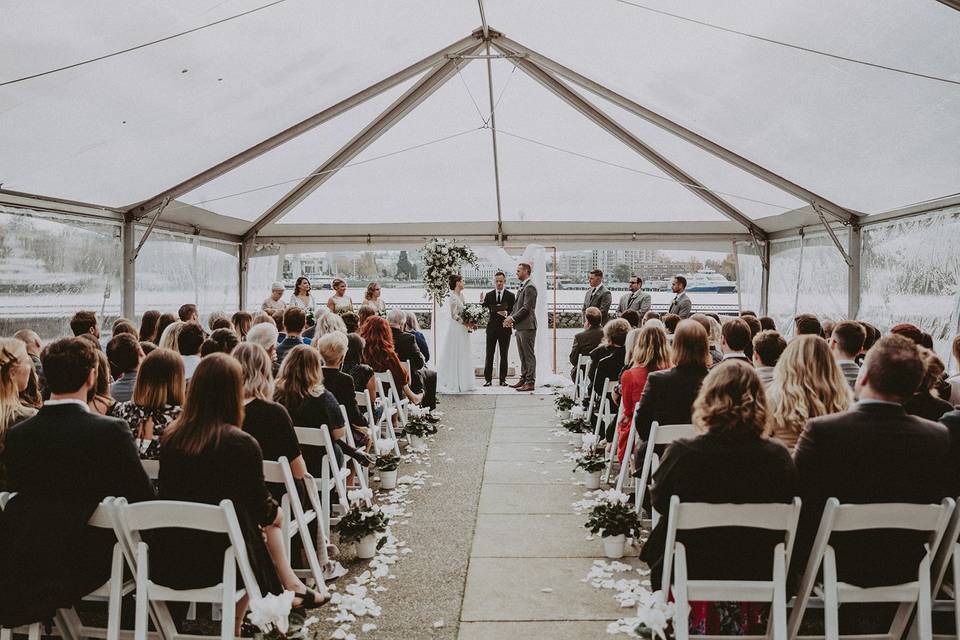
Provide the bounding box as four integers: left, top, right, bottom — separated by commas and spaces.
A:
592, 379, 617, 438
634, 422, 697, 521
662, 496, 802, 640
338, 405, 370, 490
915, 494, 960, 640
294, 425, 349, 539
788, 498, 955, 640
140, 459, 159, 481
615, 417, 638, 495
602, 401, 627, 484
355, 390, 400, 457
574, 355, 591, 403
112, 498, 263, 640
375, 370, 409, 426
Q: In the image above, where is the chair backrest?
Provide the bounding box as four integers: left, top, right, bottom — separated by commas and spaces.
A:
651, 423, 697, 446
262, 459, 286, 484
140, 459, 159, 480
118, 499, 232, 534
294, 425, 329, 448
634, 422, 696, 516
929, 494, 960, 604
574, 355, 591, 401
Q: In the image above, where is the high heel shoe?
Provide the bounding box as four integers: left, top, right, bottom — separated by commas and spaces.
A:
293, 587, 332, 609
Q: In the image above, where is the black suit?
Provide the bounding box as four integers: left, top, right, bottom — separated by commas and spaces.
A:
568, 325, 604, 379
940, 409, 960, 498
322, 367, 367, 428
0, 403, 154, 625
482, 288, 515, 384
633, 364, 709, 443
793, 402, 950, 588
390, 327, 436, 408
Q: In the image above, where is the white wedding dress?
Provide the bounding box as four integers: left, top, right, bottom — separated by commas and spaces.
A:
436, 292, 476, 393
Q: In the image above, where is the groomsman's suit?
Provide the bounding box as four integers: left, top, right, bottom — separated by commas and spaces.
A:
582, 284, 612, 325
481, 286, 516, 385
511, 278, 538, 389
668, 291, 692, 319
618, 289, 651, 315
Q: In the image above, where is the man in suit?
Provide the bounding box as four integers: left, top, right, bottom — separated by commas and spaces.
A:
586, 319, 630, 440
504, 262, 537, 392
387, 309, 436, 408
751, 329, 786, 386
829, 320, 866, 390
0, 337, 154, 625
582, 269, 613, 325
720, 318, 753, 364
569, 306, 604, 380
793, 335, 950, 595
617, 276, 651, 316
667, 275, 692, 319
481, 271, 515, 387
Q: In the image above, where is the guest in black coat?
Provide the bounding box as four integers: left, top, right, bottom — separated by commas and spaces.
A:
641, 361, 798, 589
276, 307, 308, 365
585, 319, 631, 403
316, 332, 372, 452
0, 338, 154, 626
569, 307, 604, 379
903, 347, 954, 422
940, 409, 960, 498
387, 309, 437, 408
793, 335, 951, 593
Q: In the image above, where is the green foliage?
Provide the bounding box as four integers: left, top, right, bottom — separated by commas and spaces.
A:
404, 414, 437, 437
561, 416, 591, 433
334, 502, 389, 544
554, 394, 575, 412
375, 453, 399, 472
573, 449, 606, 473
585, 501, 643, 539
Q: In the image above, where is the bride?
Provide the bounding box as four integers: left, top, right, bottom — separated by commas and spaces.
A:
437, 274, 476, 393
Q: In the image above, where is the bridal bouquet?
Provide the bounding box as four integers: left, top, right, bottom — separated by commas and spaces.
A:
460, 303, 488, 330
421, 238, 478, 304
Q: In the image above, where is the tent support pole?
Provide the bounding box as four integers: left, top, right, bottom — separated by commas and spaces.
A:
122, 214, 136, 319
492, 36, 856, 225
760, 241, 770, 317
243, 42, 485, 240
239, 237, 254, 311
504, 51, 767, 240
848, 225, 861, 320
482, 39, 506, 246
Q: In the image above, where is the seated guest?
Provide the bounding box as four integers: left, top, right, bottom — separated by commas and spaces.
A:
155, 314, 178, 348
404, 311, 430, 363
177, 322, 205, 380
139, 341, 158, 356
720, 318, 753, 363
387, 309, 436, 409
586, 319, 631, 415
740, 314, 761, 360
307, 309, 346, 342
70, 310, 101, 342
360, 316, 422, 406
0, 338, 39, 490
904, 347, 953, 421
569, 307, 604, 379
759, 316, 776, 331
794, 313, 822, 337
276, 307, 308, 365
272, 309, 286, 340
111, 348, 184, 459
767, 335, 852, 452
793, 335, 950, 596
88, 350, 116, 415
232, 311, 253, 341
247, 322, 280, 363
615, 324, 670, 462
106, 333, 144, 402
829, 320, 866, 390
620, 309, 641, 329
751, 330, 786, 385
947, 336, 960, 405
13, 329, 47, 402
0, 337, 153, 625
316, 333, 371, 455
890, 322, 925, 345
357, 303, 379, 328
857, 320, 881, 366
821, 320, 836, 342
252, 311, 276, 327
633, 319, 710, 444
177, 303, 198, 323
690, 314, 722, 367
662, 313, 680, 335
138, 310, 161, 343
154, 354, 326, 634
274, 345, 346, 472
202, 328, 240, 356
640, 361, 797, 623
208, 312, 233, 332
940, 407, 960, 497
642, 311, 661, 325
342, 312, 374, 394
111, 319, 138, 339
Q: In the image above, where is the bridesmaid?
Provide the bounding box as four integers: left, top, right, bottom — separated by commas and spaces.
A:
363, 282, 386, 314
327, 278, 354, 314
289, 277, 316, 312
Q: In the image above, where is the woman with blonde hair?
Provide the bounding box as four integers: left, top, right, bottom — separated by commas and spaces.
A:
640, 362, 797, 634
0, 338, 38, 489
157, 320, 185, 351
767, 335, 852, 451
312, 309, 348, 340
364, 282, 386, 314
614, 325, 671, 462
326, 278, 353, 315
111, 348, 185, 459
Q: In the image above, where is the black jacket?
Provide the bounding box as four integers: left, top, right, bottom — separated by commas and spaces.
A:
793, 402, 950, 588
633, 364, 709, 442
0, 404, 154, 625
940, 409, 960, 498
482, 289, 516, 335
569, 326, 604, 372
641, 432, 798, 587
390, 327, 424, 372
322, 367, 367, 427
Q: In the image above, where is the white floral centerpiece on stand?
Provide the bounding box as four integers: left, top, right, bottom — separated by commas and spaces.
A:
420, 238, 479, 304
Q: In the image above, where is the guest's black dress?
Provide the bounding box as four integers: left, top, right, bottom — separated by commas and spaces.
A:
242, 399, 302, 463
152, 429, 282, 594
344, 333, 374, 392
282, 390, 346, 474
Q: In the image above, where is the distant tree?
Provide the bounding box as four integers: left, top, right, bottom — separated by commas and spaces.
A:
705, 253, 737, 280
396, 250, 417, 280
613, 263, 632, 282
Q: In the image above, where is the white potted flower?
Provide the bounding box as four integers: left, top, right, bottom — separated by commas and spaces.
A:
374, 453, 399, 490
335, 488, 389, 559
573, 448, 606, 490
404, 413, 435, 450
584, 489, 642, 559
554, 389, 575, 420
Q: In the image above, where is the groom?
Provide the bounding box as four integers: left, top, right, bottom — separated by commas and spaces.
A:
504, 262, 537, 392
481, 271, 515, 387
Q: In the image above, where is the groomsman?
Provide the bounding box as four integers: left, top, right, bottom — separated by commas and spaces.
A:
617, 276, 651, 316
668, 275, 692, 318
481, 271, 516, 386
582, 269, 612, 325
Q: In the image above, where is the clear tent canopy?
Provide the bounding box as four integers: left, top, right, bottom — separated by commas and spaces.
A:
1, 0, 959, 348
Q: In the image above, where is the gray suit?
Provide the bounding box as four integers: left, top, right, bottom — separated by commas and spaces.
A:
617, 290, 651, 315
668, 291, 692, 319
582, 285, 612, 324
512, 279, 538, 385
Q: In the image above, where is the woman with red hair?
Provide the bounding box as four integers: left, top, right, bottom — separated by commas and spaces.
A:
359, 316, 423, 406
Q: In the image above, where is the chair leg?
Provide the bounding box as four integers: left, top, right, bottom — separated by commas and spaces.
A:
27, 623, 41, 640
823, 547, 839, 640
914, 553, 933, 640
674, 543, 690, 640
0, 628, 11, 640
107, 543, 124, 640
221, 549, 235, 640
772, 544, 787, 640
134, 543, 150, 640
953, 548, 960, 640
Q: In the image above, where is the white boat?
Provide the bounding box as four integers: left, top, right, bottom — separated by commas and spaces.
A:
682, 268, 737, 293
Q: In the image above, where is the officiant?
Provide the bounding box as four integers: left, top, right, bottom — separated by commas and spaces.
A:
481, 271, 516, 387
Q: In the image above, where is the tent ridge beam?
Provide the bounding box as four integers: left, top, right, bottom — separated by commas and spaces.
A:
501, 49, 768, 240
124, 33, 483, 218
243, 41, 485, 240
493, 35, 856, 225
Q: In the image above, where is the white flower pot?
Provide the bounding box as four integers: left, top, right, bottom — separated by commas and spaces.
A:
356, 534, 378, 559
379, 470, 397, 490
603, 534, 626, 559
408, 434, 424, 450
558, 409, 571, 421
584, 470, 602, 490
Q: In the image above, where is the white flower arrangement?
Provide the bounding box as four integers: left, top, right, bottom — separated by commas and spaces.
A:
606, 589, 676, 639
420, 238, 478, 305
248, 591, 324, 639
